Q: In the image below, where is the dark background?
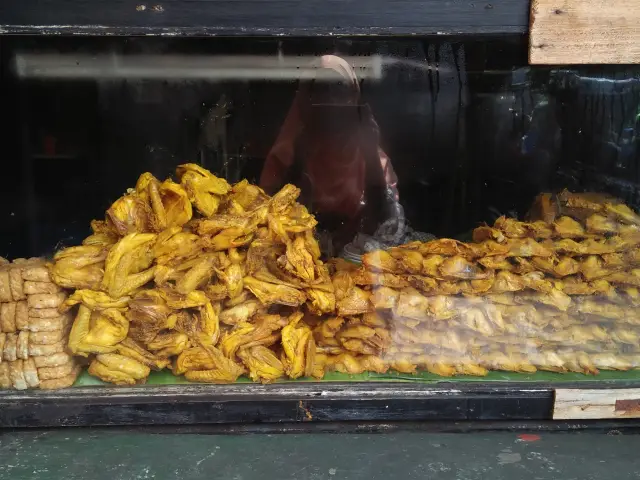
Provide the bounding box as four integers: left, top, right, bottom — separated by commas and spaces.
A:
1, 35, 640, 259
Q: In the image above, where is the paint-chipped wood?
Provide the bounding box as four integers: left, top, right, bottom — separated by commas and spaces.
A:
554, 388, 640, 419
529, 0, 640, 64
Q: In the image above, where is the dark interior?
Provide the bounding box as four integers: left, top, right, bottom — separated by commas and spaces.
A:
2, 35, 639, 258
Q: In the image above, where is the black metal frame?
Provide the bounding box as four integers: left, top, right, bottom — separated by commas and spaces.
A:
0, 0, 530, 36
2, 380, 639, 429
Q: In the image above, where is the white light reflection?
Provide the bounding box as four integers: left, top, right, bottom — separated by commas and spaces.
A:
14, 53, 383, 81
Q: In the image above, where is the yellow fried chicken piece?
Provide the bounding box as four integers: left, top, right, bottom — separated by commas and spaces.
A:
175, 344, 244, 381
337, 324, 390, 354
218, 314, 286, 359
491, 271, 524, 293
306, 287, 336, 315
205, 227, 254, 251
388, 248, 423, 274
116, 338, 170, 370
216, 263, 244, 299
243, 276, 306, 307
238, 346, 285, 383
269, 184, 301, 214
160, 288, 209, 309
604, 202, 640, 226
102, 233, 157, 298
83, 231, 119, 248
175, 255, 216, 294
505, 238, 553, 257
603, 269, 640, 287
126, 289, 174, 343
370, 287, 400, 310
177, 163, 231, 217
515, 289, 571, 311
336, 286, 371, 316
478, 255, 514, 271
219, 300, 261, 325
88, 353, 150, 385
591, 353, 633, 371
326, 353, 366, 375
362, 250, 397, 273
438, 255, 491, 280
279, 234, 315, 282
461, 308, 494, 336
50, 245, 108, 290
419, 238, 477, 258
136, 173, 192, 231
107, 192, 152, 235
553, 216, 586, 238
60, 289, 130, 313
331, 270, 354, 302
480, 352, 537, 373
153, 227, 201, 265
68, 305, 129, 356
393, 287, 429, 320
185, 368, 244, 383
198, 301, 221, 345
494, 216, 554, 240
472, 225, 506, 244
352, 270, 408, 289
281, 312, 315, 379
580, 255, 614, 280
586, 214, 619, 235
313, 316, 345, 346
174, 346, 217, 375
147, 331, 190, 357
228, 180, 269, 211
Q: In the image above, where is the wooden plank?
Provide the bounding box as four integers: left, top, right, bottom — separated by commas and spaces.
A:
554, 388, 640, 419
0, 383, 554, 427
529, 0, 640, 64
0, 0, 531, 36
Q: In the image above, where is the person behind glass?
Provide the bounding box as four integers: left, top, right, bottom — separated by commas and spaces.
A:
260, 55, 400, 254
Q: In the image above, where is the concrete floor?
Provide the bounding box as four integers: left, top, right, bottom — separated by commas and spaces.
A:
1, 430, 638, 480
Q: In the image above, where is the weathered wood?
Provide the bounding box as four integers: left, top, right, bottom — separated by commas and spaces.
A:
554, 388, 640, 419
530, 0, 640, 64
0, 0, 531, 36
0, 382, 553, 428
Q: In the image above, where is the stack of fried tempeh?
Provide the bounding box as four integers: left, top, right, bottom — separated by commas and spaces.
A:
0, 258, 79, 390
324, 190, 640, 376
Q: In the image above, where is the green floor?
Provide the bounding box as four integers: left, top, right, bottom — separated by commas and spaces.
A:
1, 431, 639, 480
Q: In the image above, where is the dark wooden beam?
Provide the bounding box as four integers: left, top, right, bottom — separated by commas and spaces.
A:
0, 0, 530, 36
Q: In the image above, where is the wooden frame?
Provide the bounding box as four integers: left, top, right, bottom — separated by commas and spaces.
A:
0, 0, 530, 36
4, 380, 640, 428
530, 0, 640, 64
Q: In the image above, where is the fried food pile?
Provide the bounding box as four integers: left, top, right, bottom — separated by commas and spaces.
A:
53, 165, 335, 384
320, 190, 640, 376
48, 177, 640, 384
0, 258, 79, 390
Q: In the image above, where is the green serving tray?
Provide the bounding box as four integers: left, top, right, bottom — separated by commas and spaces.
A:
72, 367, 640, 387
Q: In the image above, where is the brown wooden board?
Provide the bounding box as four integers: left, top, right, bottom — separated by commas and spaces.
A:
530, 0, 640, 64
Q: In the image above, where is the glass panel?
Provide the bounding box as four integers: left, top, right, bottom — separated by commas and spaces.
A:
2, 35, 640, 386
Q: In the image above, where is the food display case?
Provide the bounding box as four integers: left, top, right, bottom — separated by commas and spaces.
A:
2, 0, 640, 430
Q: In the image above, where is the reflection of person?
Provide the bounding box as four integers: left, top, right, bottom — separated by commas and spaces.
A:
260, 55, 399, 252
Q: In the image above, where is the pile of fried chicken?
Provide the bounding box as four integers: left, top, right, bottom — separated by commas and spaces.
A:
326, 190, 640, 376
51, 168, 640, 383
51, 165, 335, 384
